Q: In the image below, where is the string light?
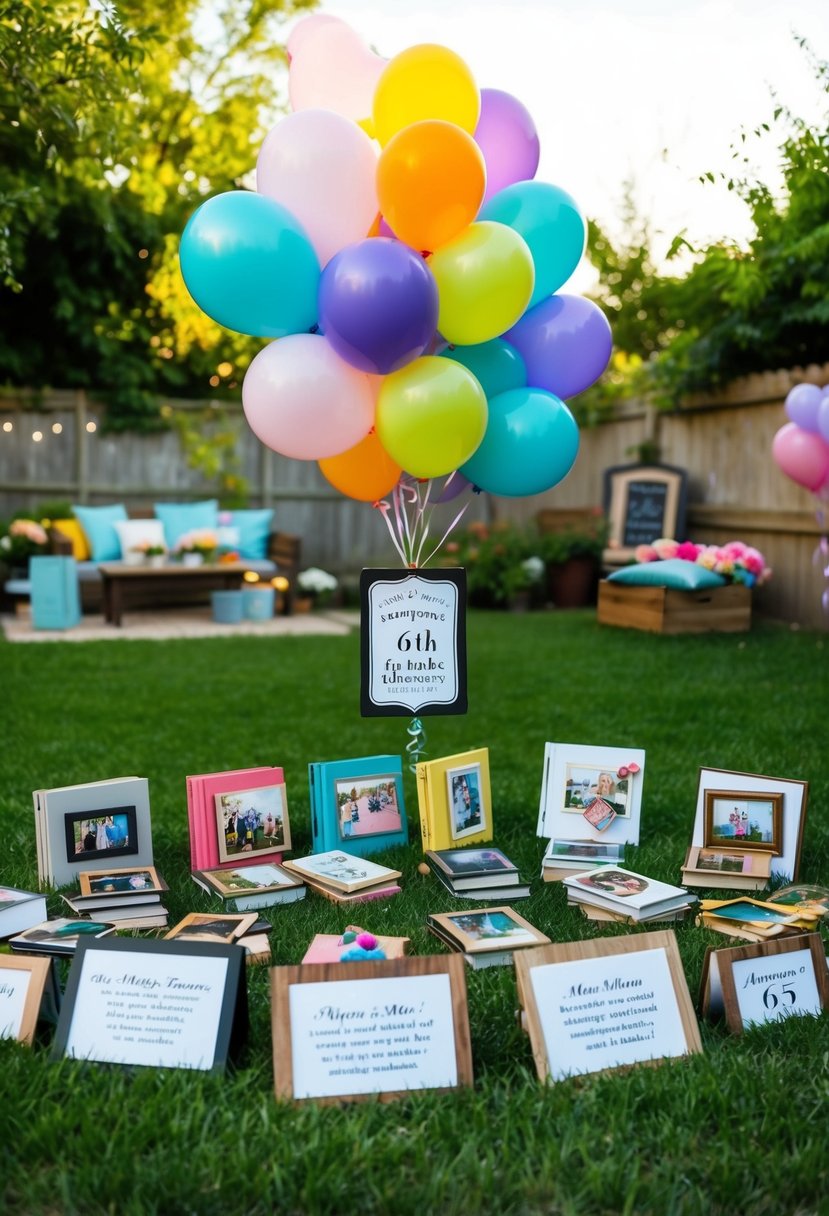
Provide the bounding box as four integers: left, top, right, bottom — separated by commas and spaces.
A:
32, 431, 43, 442
52, 422, 63, 434
85, 421, 97, 433
2, 421, 12, 433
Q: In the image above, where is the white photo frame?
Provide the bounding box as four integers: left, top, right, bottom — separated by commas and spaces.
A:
537, 743, 645, 844
446, 762, 487, 842
689, 768, 807, 880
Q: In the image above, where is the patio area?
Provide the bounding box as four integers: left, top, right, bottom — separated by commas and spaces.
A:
1, 605, 359, 643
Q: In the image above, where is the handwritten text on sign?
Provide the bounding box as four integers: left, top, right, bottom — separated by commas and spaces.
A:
365, 575, 460, 712
731, 947, 822, 1028
0, 971, 31, 1040
529, 947, 689, 1080
288, 973, 457, 1099
64, 949, 229, 1069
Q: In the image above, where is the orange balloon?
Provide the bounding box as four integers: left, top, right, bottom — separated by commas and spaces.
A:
318, 428, 401, 501
377, 120, 485, 254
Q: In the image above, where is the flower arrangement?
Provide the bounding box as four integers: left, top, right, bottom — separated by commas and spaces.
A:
0, 518, 49, 567
174, 529, 219, 560
131, 540, 167, 558
297, 566, 339, 605
632, 538, 772, 587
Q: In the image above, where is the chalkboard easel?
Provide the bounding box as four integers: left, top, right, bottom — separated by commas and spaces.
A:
603, 464, 688, 558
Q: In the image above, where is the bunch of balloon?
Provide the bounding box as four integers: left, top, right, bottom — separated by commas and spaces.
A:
178, 12, 613, 567
772, 382, 829, 610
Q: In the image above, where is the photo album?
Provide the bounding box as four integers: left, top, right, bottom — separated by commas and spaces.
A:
308, 753, 408, 857
415, 747, 492, 853
424, 846, 530, 901
33, 776, 154, 889
186, 765, 291, 874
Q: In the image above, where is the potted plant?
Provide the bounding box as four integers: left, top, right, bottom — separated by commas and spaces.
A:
296, 566, 338, 610
538, 513, 609, 608
174, 529, 219, 566
0, 517, 49, 578
130, 541, 168, 568
444, 522, 544, 610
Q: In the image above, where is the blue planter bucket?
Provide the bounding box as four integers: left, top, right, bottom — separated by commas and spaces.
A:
212, 590, 244, 624
242, 586, 275, 620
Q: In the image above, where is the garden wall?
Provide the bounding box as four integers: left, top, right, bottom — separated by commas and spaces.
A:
1, 368, 827, 628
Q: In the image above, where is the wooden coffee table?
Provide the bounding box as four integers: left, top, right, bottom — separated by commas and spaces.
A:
98, 562, 252, 626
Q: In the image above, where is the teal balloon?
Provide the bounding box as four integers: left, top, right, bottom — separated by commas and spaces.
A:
480, 181, 586, 308
439, 338, 526, 400
180, 190, 320, 338
460, 386, 579, 497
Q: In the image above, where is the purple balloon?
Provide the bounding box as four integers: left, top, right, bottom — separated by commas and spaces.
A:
818, 396, 829, 445
505, 295, 612, 399
318, 238, 439, 374
434, 471, 471, 503
474, 89, 540, 204
785, 383, 823, 434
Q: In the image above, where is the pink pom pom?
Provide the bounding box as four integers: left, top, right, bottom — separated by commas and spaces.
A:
355, 932, 377, 950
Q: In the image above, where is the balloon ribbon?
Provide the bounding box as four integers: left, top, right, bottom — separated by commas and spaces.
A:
373, 474, 470, 568
405, 716, 427, 772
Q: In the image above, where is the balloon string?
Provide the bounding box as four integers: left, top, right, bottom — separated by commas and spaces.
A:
405, 716, 427, 772
377, 475, 471, 569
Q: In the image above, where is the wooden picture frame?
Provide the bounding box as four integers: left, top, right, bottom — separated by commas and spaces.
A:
689, 768, 808, 881
271, 956, 473, 1104
164, 911, 258, 943
703, 789, 783, 853
0, 954, 54, 1047
428, 906, 550, 956
78, 864, 163, 897
514, 929, 702, 1083
700, 932, 829, 1032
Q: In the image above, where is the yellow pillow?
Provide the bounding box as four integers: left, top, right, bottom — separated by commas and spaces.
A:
52, 518, 91, 561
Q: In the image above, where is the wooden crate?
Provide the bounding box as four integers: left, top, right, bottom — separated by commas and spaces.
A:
597, 580, 752, 634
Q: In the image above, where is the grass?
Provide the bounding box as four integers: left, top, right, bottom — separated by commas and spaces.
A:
1, 611, 828, 1216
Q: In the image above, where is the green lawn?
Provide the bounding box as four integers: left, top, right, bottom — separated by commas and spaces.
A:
2, 612, 828, 1216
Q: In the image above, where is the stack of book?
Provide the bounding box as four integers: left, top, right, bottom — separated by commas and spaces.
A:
427, 906, 550, 969
192, 862, 306, 911
425, 846, 530, 901
282, 851, 402, 905
563, 866, 697, 925
0, 885, 48, 939
697, 895, 823, 943
10, 918, 117, 957
540, 838, 625, 883
62, 865, 169, 930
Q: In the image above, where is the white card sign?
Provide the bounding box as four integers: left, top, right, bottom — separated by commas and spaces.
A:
272, 957, 473, 1103
360, 569, 467, 716
53, 938, 247, 1071
0, 955, 54, 1046
701, 933, 829, 1032
515, 931, 702, 1082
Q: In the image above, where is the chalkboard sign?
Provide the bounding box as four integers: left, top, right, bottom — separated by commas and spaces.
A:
622, 480, 670, 547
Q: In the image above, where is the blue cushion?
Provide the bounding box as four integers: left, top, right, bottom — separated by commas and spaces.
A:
153, 500, 218, 548
607, 558, 726, 591
223, 509, 274, 560
72, 503, 128, 561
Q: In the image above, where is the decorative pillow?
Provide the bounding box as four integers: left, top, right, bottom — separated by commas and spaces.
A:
222, 509, 274, 560
51, 519, 90, 561
607, 558, 726, 591
72, 503, 128, 562
114, 519, 167, 560
153, 500, 218, 549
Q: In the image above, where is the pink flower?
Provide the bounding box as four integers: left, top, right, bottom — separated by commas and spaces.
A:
696, 547, 719, 571
634, 544, 658, 563
676, 541, 702, 562
652, 537, 679, 559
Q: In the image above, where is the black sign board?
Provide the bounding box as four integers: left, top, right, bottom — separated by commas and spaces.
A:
621, 480, 670, 547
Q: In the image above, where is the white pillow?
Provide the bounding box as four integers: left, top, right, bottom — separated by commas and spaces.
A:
114, 519, 167, 559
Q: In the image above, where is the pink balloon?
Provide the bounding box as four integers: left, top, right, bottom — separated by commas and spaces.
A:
474, 88, 540, 203
242, 335, 376, 460
289, 22, 386, 123
257, 110, 379, 268
771, 422, 829, 492
286, 13, 347, 61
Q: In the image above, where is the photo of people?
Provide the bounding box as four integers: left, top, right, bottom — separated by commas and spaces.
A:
575, 870, 650, 898
82, 866, 160, 896
563, 766, 631, 818
445, 909, 538, 946
334, 774, 402, 841
446, 763, 486, 841
705, 793, 781, 851
215, 783, 290, 863
64, 807, 137, 864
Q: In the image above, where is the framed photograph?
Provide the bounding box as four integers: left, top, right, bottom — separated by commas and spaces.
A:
334, 772, 403, 843
430, 907, 549, 954
446, 762, 486, 842
704, 790, 783, 853
79, 865, 162, 897
214, 783, 290, 864
695, 850, 753, 874
690, 768, 808, 880
165, 912, 258, 943
536, 743, 645, 845
198, 864, 301, 898
63, 805, 139, 866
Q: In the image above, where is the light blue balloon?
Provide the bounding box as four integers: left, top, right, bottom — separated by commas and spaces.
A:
439, 338, 526, 400
460, 386, 580, 497
480, 181, 586, 308
180, 190, 320, 338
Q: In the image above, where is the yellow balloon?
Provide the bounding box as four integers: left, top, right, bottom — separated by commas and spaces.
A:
372, 43, 480, 147
377, 120, 485, 253
318, 429, 401, 501
376, 356, 487, 478
429, 221, 535, 346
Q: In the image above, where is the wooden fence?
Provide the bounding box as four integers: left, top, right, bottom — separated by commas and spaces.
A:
1, 371, 827, 628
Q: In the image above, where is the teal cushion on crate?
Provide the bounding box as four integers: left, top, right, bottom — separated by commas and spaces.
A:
607, 558, 726, 591
153, 500, 218, 548
222, 509, 274, 560
72, 503, 128, 561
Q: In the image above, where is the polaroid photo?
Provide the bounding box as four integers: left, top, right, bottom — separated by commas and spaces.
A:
215, 783, 290, 864
446, 762, 487, 843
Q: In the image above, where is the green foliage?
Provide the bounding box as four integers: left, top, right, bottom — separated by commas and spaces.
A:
536, 515, 609, 565
163, 403, 250, 507
1, 616, 828, 1214
0, 0, 314, 430
444, 521, 545, 606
